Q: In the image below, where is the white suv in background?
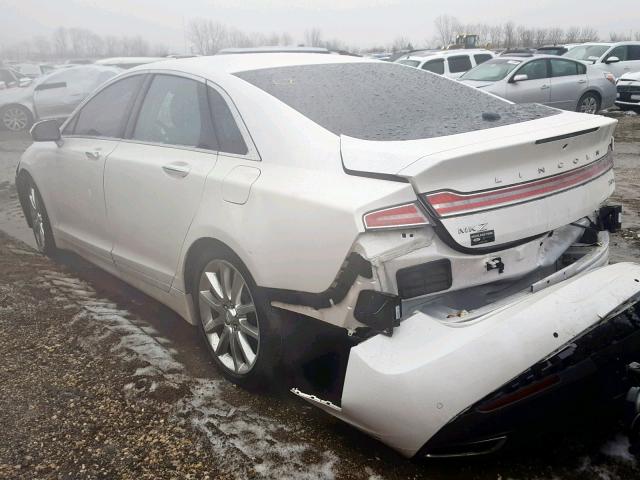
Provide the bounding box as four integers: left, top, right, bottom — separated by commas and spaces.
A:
565, 41, 640, 78
395, 49, 495, 78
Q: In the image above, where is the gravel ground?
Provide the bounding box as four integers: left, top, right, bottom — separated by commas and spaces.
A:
0, 112, 639, 479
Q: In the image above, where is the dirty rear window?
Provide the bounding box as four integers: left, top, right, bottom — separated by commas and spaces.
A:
234, 62, 559, 141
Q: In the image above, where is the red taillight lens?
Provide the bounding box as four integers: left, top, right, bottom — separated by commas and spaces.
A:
425, 153, 613, 218
363, 203, 429, 230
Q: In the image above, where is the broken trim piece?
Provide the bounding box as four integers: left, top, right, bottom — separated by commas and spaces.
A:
265, 252, 373, 309
291, 388, 342, 412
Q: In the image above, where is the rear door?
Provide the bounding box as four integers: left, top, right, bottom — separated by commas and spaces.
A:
51, 74, 144, 262
549, 59, 587, 110
104, 73, 219, 291
504, 59, 551, 104
446, 55, 473, 79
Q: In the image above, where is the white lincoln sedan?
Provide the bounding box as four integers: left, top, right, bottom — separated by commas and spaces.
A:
16, 54, 640, 458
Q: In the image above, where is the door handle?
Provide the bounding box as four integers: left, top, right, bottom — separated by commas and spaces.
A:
85, 150, 101, 161
541, 84, 550, 90
162, 162, 191, 178
578, 79, 587, 84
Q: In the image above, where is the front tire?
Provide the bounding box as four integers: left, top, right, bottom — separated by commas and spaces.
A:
1, 104, 32, 132
26, 180, 56, 255
192, 248, 282, 389
577, 92, 601, 114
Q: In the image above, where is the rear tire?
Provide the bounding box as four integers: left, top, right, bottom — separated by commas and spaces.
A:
26, 180, 56, 255
191, 247, 283, 390
577, 92, 601, 114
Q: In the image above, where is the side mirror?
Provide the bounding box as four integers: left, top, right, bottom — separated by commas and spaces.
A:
19, 78, 32, 88
605, 56, 620, 64
31, 120, 61, 142
512, 74, 528, 82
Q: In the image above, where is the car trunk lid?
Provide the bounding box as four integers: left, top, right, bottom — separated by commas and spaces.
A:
342, 111, 617, 250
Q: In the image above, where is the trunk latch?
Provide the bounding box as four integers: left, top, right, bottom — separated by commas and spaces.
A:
486, 257, 505, 274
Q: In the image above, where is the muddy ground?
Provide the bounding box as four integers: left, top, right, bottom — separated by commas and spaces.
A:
0, 112, 639, 479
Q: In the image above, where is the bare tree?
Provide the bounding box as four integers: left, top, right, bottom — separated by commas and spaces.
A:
187, 19, 228, 54
489, 24, 503, 48
304, 28, 323, 47
503, 21, 516, 49
52, 27, 68, 58
434, 14, 459, 47
548, 27, 564, 45
579, 27, 599, 42
533, 28, 548, 47
564, 26, 581, 43
517, 25, 534, 47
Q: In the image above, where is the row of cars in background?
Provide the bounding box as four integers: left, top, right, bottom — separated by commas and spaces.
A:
2, 42, 640, 132
0, 56, 182, 131
393, 41, 640, 114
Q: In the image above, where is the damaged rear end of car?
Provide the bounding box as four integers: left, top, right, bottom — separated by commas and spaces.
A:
237, 59, 640, 457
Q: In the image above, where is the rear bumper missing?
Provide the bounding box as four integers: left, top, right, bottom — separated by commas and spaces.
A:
293, 262, 640, 457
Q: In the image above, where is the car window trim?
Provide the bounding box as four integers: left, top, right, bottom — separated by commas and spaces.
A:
61, 71, 148, 140
509, 59, 550, 82
205, 79, 261, 161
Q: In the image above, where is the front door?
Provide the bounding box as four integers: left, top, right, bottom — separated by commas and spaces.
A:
105, 74, 219, 291
51, 74, 144, 263
505, 59, 551, 105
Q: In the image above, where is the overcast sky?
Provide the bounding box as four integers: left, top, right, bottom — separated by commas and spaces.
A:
0, 0, 637, 52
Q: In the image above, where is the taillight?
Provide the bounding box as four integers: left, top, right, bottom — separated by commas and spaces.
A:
604, 72, 616, 85
363, 203, 429, 230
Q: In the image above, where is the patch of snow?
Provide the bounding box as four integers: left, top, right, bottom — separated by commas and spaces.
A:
600, 434, 636, 465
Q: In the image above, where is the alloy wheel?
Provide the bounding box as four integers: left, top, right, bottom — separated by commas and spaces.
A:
2, 107, 28, 131
198, 260, 260, 375
580, 96, 598, 115
28, 186, 46, 252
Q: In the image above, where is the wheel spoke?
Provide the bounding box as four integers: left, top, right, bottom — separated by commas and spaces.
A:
29, 189, 37, 210
221, 264, 233, 301
215, 326, 231, 356
202, 313, 223, 333
236, 303, 255, 317
230, 273, 244, 306
238, 318, 258, 340
199, 290, 224, 313
229, 330, 241, 372
204, 271, 224, 300
237, 331, 256, 365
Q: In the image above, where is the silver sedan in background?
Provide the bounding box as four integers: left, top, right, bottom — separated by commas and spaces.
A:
0, 65, 121, 132
460, 55, 617, 113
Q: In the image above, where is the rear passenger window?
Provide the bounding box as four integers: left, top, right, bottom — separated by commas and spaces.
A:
628, 45, 640, 61
577, 63, 587, 75
132, 75, 216, 150
421, 59, 444, 75
550, 59, 579, 77
447, 55, 472, 73
208, 87, 248, 155
72, 75, 143, 138
474, 54, 493, 65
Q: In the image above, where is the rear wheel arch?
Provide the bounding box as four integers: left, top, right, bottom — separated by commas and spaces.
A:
183, 237, 251, 296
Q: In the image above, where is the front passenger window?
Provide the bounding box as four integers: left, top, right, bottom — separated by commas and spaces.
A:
72, 75, 144, 138
607, 46, 628, 62
133, 75, 216, 150
515, 60, 549, 80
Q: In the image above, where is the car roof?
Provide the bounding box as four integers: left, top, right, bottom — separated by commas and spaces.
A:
217, 46, 331, 55
398, 49, 493, 62
128, 53, 375, 77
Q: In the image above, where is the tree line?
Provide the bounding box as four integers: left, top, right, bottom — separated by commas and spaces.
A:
3, 17, 640, 62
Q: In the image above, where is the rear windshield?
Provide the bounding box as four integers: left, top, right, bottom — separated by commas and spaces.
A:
235, 62, 558, 141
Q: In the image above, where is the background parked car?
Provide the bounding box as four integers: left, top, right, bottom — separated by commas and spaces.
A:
94, 57, 165, 69
536, 44, 580, 56
615, 71, 640, 112
0, 65, 120, 132
13, 63, 55, 78
395, 49, 494, 78
459, 54, 616, 113
0, 67, 32, 89
564, 41, 640, 78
